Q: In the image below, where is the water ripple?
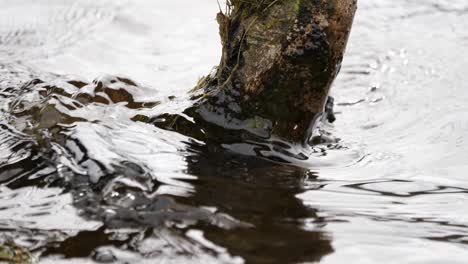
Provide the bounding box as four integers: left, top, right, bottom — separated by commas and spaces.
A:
1, 0, 468, 263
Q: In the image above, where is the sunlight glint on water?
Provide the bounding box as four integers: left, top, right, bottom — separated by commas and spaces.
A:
0, 0, 467, 263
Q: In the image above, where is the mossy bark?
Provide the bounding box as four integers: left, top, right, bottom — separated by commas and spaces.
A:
188, 0, 357, 144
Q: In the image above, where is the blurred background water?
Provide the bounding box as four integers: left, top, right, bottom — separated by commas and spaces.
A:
0, 0, 467, 263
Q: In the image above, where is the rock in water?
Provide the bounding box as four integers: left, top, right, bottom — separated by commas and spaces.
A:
186, 0, 357, 144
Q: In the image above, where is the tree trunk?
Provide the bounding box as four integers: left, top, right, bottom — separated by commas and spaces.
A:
157, 0, 357, 145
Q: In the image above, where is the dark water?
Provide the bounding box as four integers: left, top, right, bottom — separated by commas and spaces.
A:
1, 0, 468, 263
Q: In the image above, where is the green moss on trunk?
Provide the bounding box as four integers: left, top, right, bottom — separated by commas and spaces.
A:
157, 0, 357, 145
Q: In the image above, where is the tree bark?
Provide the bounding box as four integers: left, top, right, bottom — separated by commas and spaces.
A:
181, 0, 357, 144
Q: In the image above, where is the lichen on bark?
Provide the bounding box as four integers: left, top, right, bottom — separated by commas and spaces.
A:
182, 0, 357, 144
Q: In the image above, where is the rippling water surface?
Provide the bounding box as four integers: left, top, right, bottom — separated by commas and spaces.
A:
1, 0, 468, 263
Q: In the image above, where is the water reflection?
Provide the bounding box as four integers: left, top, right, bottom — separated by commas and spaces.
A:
1, 0, 468, 263
184, 142, 333, 263
0, 74, 334, 263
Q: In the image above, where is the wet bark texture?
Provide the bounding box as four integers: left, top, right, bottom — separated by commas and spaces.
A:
188, 0, 357, 143
151, 0, 356, 144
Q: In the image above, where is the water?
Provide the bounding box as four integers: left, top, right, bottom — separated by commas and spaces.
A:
1, 0, 468, 263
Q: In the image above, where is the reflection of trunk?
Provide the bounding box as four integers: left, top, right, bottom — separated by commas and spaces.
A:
186, 0, 357, 143
184, 142, 334, 263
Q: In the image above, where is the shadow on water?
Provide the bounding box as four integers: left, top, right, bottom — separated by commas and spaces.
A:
0, 74, 333, 263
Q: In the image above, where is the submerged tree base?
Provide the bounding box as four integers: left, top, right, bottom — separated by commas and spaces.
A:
3, 0, 358, 161
158, 0, 357, 144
